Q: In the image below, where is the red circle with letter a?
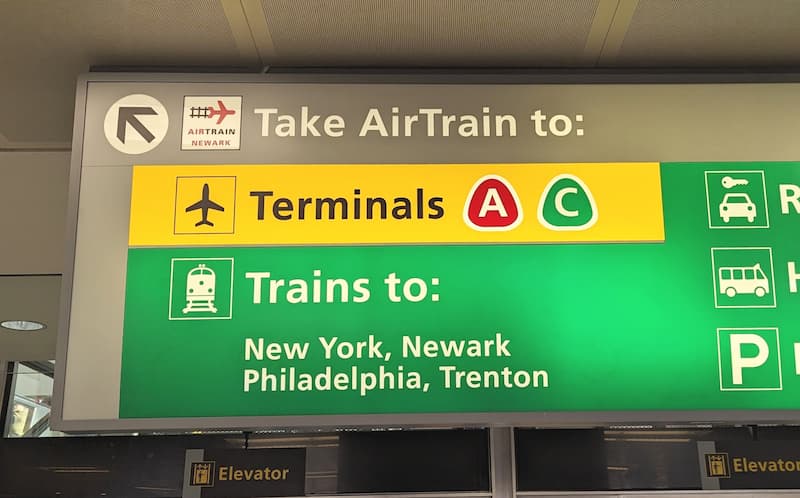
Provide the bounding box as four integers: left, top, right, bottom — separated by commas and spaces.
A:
463, 175, 523, 231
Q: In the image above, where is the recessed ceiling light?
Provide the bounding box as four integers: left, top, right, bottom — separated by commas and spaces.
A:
1, 320, 46, 331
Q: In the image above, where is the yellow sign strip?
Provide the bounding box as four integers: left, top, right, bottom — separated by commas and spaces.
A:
129, 163, 664, 247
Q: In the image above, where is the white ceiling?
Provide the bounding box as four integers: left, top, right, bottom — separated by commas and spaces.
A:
3, 0, 800, 148
2, 0, 800, 361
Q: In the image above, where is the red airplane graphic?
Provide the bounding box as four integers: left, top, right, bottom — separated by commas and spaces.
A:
207, 100, 236, 125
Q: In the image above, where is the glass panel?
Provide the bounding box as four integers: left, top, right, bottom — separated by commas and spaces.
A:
336, 429, 490, 493
3, 363, 63, 438
516, 427, 756, 492
0, 430, 490, 497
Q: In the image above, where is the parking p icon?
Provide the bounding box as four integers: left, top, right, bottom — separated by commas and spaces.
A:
717, 328, 782, 391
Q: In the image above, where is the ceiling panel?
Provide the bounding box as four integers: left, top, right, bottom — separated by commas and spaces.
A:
0, 276, 59, 362
4, 0, 800, 146
0, 152, 69, 275
617, 0, 800, 66
0, 0, 253, 145
260, 0, 600, 66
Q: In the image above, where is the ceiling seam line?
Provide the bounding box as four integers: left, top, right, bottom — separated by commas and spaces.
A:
241, 0, 277, 64
0, 147, 71, 152
583, 0, 623, 67
0, 274, 62, 278
596, 1, 623, 66
598, 0, 640, 66
220, 0, 261, 64
240, 0, 264, 67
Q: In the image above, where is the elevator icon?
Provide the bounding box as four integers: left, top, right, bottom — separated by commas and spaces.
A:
705, 453, 731, 478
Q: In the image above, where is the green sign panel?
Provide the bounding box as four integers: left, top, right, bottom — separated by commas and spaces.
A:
119, 162, 800, 419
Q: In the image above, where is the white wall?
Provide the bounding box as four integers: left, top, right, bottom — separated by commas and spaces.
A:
0, 151, 69, 362
0, 151, 69, 275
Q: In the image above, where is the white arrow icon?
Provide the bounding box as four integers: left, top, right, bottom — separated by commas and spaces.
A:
103, 94, 168, 155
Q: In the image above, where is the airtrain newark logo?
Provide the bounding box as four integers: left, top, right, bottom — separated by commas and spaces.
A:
182, 96, 242, 150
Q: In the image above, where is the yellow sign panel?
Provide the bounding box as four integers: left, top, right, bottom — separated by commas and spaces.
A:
129, 163, 664, 247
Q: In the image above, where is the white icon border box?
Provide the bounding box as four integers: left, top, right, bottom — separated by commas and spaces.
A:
710, 246, 776, 309
168, 257, 235, 321
704, 170, 769, 230
716, 327, 782, 392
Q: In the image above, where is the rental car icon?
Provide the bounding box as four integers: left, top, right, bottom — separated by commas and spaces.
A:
719, 192, 756, 223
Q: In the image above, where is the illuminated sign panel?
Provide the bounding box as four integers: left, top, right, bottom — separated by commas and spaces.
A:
117, 161, 800, 419
128, 163, 664, 246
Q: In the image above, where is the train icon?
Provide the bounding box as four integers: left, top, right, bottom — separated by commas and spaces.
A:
182, 264, 218, 314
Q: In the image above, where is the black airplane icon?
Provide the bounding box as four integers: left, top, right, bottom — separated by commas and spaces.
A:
185, 183, 224, 227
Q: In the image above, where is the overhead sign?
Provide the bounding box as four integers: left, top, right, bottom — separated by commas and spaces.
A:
699, 441, 800, 490
55, 75, 800, 432
182, 448, 305, 498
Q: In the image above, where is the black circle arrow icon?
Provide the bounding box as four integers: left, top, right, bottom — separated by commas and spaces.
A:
117, 106, 157, 143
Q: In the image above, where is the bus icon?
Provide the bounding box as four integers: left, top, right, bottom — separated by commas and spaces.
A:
711, 247, 775, 309
718, 263, 769, 298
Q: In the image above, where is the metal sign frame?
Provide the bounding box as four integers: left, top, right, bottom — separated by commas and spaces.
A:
53, 71, 800, 433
